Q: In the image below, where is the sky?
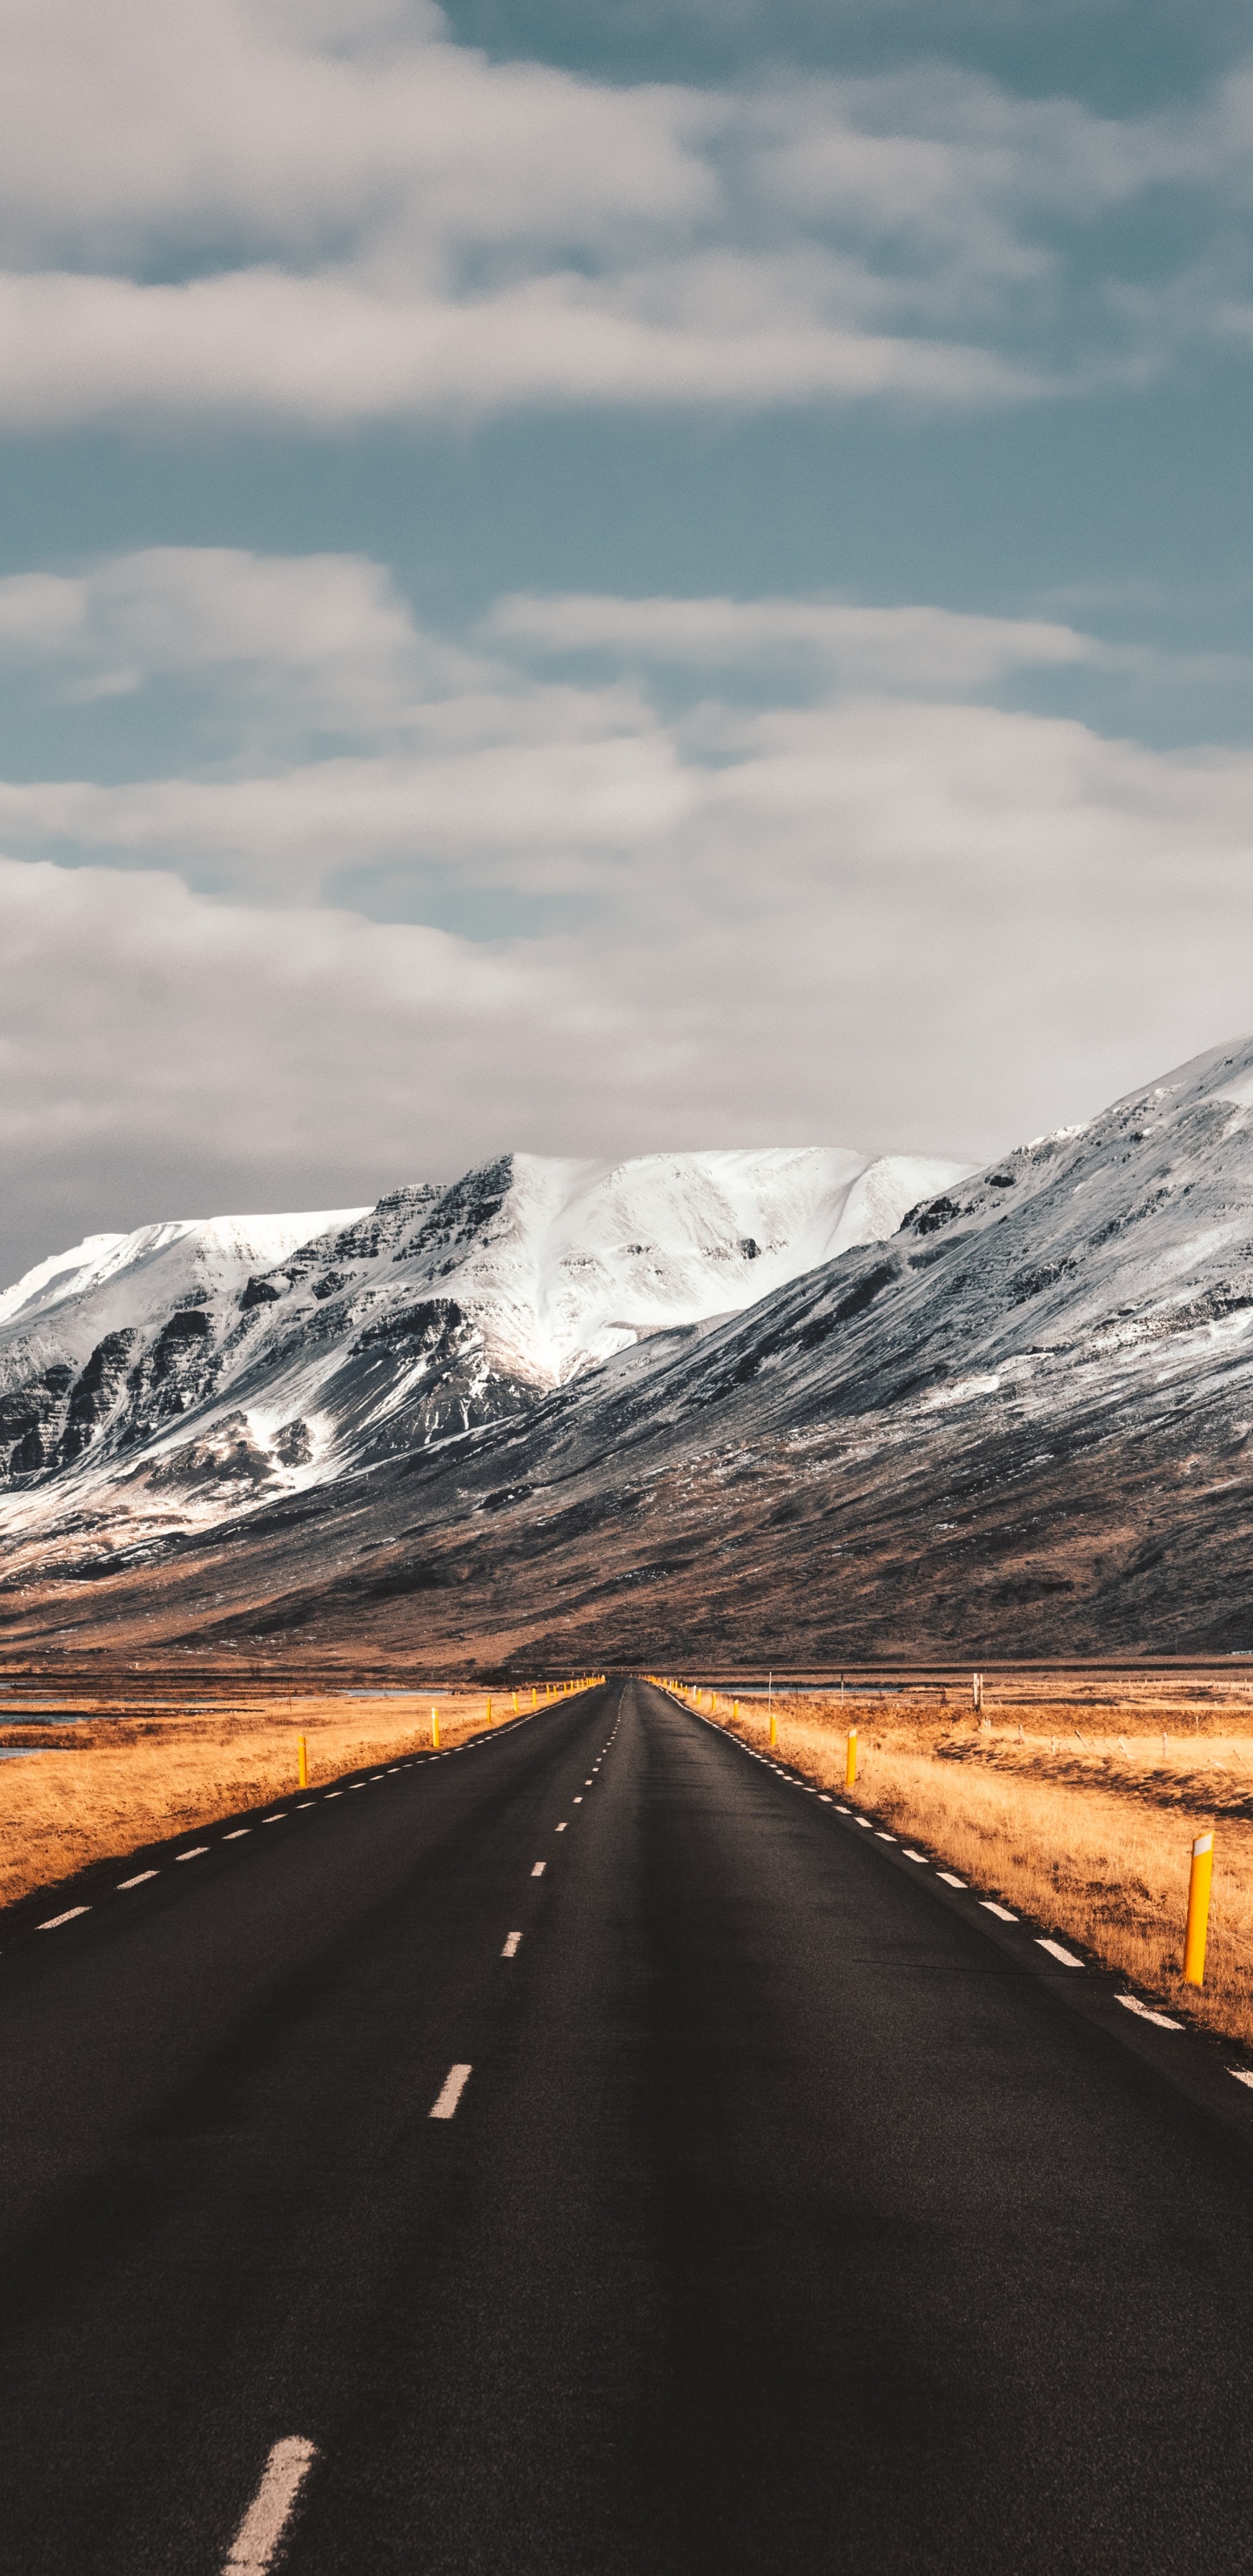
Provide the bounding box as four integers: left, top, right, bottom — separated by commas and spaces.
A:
3, 0, 1253, 1276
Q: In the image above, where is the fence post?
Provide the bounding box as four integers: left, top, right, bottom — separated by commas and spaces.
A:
1183, 1830, 1214, 1985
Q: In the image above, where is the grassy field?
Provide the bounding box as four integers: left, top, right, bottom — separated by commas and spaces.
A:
0, 1684, 553, 1909
688, 1679, 1253, 2053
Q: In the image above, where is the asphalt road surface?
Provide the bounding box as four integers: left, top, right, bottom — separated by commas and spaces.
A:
3, 1674, 1253, 2575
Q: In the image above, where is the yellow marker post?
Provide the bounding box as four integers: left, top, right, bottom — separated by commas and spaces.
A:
733, 1699, 738, 1721
298, 1734, 308, 1789
431, 1703, 440, 1750
846, 1728, 858, 1788
768, 1708, 777, 1748
486, 1696, 492, 1727
533, 1686, 538, 1710
1184, 1829, 1214, 1985
513, 1690, 519, 1714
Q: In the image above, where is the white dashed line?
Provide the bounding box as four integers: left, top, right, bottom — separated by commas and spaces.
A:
555, 1821, 567, 1832
224, 1829, 250, 1841
1037, 1937, 1083, 1968
502, 1931, 522, 1957
117, 1869, 158, 1889
350, 1783, 365, 1791
834, 1804, 850, 1815
37, 1906, 90, 1929
296, 1801, 315, 1810
980, 1901, 1018, 1923
854, 1817, 874, 1830
429, 2063, 472, 2119
531, 1862, 546, 1877
177, 1847, 210, 1862
573, 1795, 583, 1803
221, 2434, 318, 2574
902, 1850, 928, 1863
937, 1871, 967, 1888
324, 1792, 343, 1801
1230, 2069, 1253, 2090
1116, 1993, 1183, 2029
818, 1794, 832, 1802
874, 1831, 896, 1841
262, 1817, 285, 1827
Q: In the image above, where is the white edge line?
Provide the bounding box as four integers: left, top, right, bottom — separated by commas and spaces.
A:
1036, 1937, 1084, 1969
980, 1901, 1018, 1922
937, 1872, 967, 1888
1116, 1992, 1183, 2030
429, 2062, 472, 2119
222, 2434, 318, 2573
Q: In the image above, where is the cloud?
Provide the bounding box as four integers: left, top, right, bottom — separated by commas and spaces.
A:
484, 591, 1105, 688
3, 548, 1253, 1285
0, 546, 487, 728
2, 555, 1251, 910
0, 265, 1038, 430
3, 570, 1253, 1292
0, 2, 1241, 427
0, 735, 695, 898
3, 664, 1253, 1286
0, 1, 714, 268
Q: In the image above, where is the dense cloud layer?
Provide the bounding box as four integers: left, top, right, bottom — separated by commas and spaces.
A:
2, 544, 1252, 1280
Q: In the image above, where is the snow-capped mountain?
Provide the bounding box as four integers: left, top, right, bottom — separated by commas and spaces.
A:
0, 1144, 968, 1529
13, 1033, 1253, 1668
3, 1028, 1247, 1668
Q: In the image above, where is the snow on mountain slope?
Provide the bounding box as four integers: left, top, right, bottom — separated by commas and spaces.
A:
0, 1211, 365, 1342
0, 1144, 969, 1531
247, 1147, 968, 1391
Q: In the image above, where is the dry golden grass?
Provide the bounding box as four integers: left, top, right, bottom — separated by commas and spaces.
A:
688, 1683, 1253, 2055
0, 1684, 552, 1909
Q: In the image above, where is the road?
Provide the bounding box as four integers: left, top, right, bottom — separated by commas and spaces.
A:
3, 1674, 1253, 2574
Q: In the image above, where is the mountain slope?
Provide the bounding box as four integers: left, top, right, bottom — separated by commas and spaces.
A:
3, 1031, 1249, 1667
0, 1143, 967, 1542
